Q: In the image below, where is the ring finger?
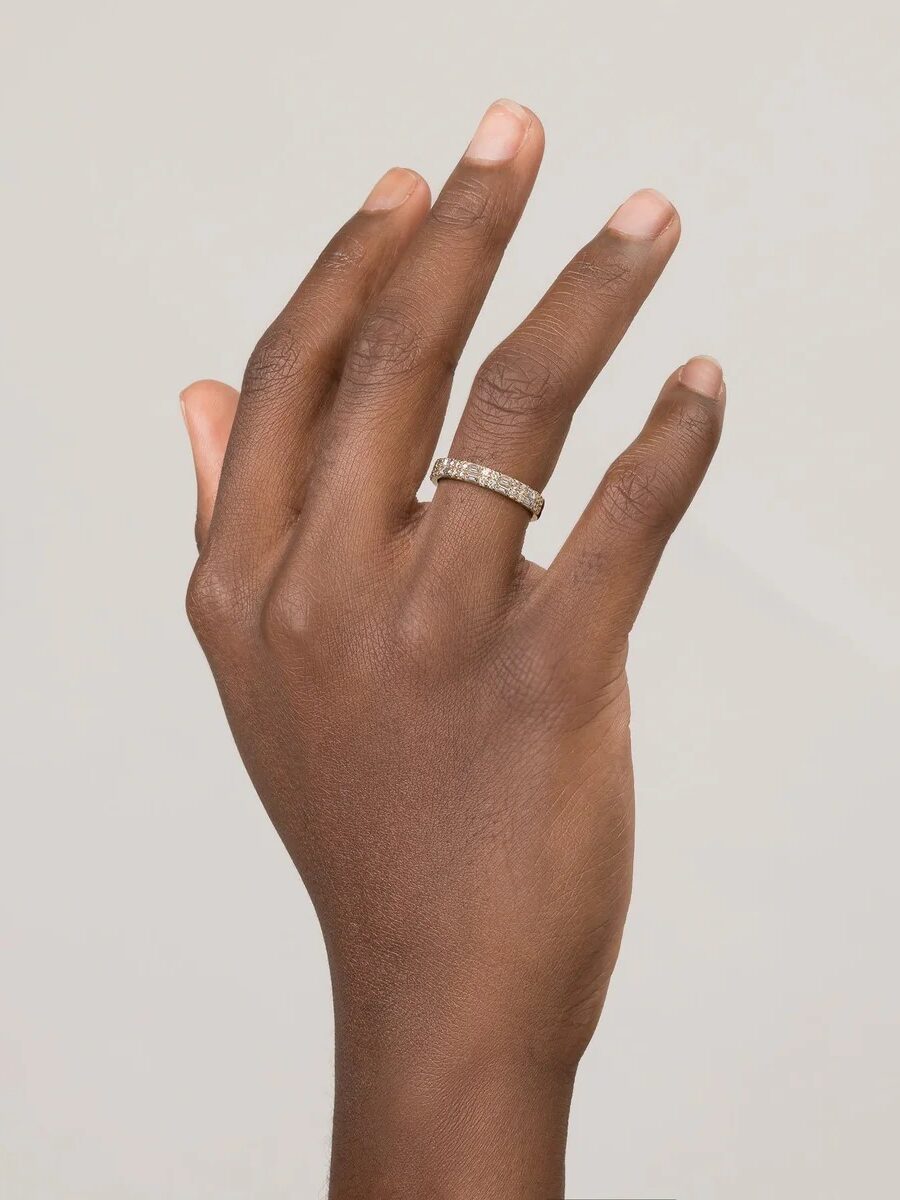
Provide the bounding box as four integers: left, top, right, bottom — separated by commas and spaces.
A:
424, 188, 681, 592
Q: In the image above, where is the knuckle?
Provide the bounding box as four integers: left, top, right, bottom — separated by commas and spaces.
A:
491, 637, 570, 725
565, 543, 612, 591
186, 553, 244, 646
259, 578, 307, 650
431, 176, 494, 234
467, 347, 566, 434
389, 587, 441, 669
342, 306, 423, 387
315, 227, 369, 274
564, 247, 638, 307
242, 323, 313, 402
671, 397, 722, 455
598, 453, 680, 535
397, 605, 435, 658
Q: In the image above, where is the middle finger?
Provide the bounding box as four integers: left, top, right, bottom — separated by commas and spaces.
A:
302, 99, 545, 542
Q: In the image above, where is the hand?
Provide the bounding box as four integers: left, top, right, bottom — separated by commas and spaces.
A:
182, 99, 725, 1198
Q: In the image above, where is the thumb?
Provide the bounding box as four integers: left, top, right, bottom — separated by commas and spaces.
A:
180, 379, 239, 549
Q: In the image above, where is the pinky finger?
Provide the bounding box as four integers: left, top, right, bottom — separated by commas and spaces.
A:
545, 356, 725, 647
180, 379, 239, 550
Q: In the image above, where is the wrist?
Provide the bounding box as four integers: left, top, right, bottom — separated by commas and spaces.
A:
328, 1017, 575, 1199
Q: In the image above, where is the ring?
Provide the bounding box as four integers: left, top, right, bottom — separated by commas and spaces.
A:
430, 457, 545, 521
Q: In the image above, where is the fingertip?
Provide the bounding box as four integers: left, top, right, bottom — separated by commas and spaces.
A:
179, 378, 238, 481
410, 170, 432, 208
509, 99, 545, 146
180, 378, 239, 415
361, 167, 430, 213
678, 355, 725, 403
514, 100, 545, 162
179, 381, 239, 549
179, 380, 240, 450
607, 188, 680, 243
465, 98, 545, 167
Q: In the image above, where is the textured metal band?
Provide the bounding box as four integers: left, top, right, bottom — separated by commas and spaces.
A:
430, 457, 545, 520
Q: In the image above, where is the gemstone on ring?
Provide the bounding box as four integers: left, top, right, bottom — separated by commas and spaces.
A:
430, 457, 545, 521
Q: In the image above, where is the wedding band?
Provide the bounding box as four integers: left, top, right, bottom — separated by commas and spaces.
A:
430, 457, 545, 521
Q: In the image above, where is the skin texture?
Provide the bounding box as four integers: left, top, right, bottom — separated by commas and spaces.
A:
182, 101, 725, 1198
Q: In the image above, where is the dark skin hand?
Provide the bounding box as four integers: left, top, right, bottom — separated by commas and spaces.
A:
182, 100, 725, 1198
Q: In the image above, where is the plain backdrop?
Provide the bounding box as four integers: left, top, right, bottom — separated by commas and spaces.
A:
3, 2, 898, 1197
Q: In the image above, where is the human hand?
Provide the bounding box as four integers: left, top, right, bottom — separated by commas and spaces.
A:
182, 99, 724, 1197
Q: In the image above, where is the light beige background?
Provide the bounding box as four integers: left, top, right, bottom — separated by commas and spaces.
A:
3, 1, 898, 1197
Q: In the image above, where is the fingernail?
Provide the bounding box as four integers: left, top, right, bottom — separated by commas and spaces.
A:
466, 99, 530, 163
362, 167, 420, 212
608, 188, 675, 239
679, 355, 723, 399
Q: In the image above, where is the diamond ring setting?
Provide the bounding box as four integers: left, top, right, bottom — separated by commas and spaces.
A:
430, 457, 545, 521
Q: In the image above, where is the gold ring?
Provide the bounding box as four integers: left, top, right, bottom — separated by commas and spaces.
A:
430, 457, 545, 521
